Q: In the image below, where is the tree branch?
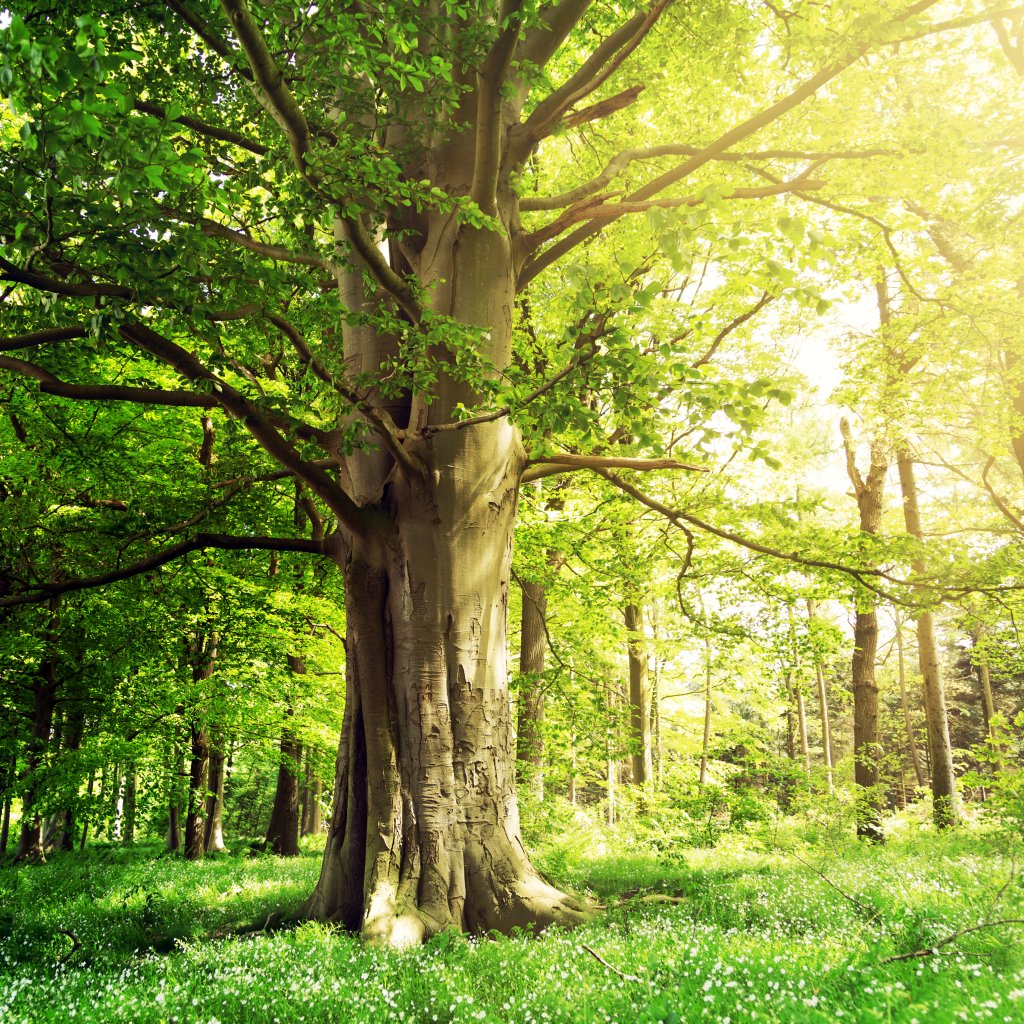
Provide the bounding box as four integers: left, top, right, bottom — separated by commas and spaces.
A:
692, 291, 774, 368
0, 533, 332, 608
517, 0, 940, 287
0, 355, 219, 408
0, 256, 133, 299
472, 0, 525, 215
133, 99, 268, 155
265, 312, 425, 477
522, 454, 709, 483
0, 326, 88, 352
516, 0, 670, 155
525, 178, 823, 249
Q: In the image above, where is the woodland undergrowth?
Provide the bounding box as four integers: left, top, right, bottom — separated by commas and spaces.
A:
1, 809, 1022, 1024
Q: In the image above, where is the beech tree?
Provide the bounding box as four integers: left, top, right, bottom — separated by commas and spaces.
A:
1, 0, 1005, 941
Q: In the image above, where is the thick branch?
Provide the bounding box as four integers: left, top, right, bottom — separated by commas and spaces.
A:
472, 0, 525, 214
0, 256, 133, 299
526, 178, 823, 248
516, 0, 593, 72
117, 320, 383, 537
518, 0, 939, 287
133, 99, 268, 155
0, 327, 88, 352
517, 0, 670, 154
219, 0, 311, 174
522, 454, 708, 483
0, 533, 331, 607
0, 355, 219, 408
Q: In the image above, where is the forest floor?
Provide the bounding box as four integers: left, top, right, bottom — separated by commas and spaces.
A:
1, 814, 1022, 1024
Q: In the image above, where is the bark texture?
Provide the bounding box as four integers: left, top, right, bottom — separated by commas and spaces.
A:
516, 579, 547, 802
307, 423, 587, 943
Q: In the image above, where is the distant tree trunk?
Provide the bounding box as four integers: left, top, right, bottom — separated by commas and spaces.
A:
623, 602, 652, 787
184, 636, 217, 860
516, 579, 547, 802
841, 418, 887, 842
123, 765, 137, 845
266, 657, 304, 857
14, 658, 60, 862
167, 732, 183, 853
895, 618, 926, 788
970, 625, 997, 739
184, 724, 210, 860
308, 776, 323, 835
79, 769, 95, 851
896, 447, 959, 829
699, 636, 713, 787
806, 599, 834, 794
0, 749, 15, 865
55, 709, 85, 852
203, 742, 226, 852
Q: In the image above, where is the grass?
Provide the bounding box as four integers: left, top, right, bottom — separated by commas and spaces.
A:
1, 818, 1023, 1023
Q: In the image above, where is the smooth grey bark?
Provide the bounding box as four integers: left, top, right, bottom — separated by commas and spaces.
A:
516, 578, 547, 802
307, 424, 586, 943
623, 601, 652, 787
841, 419, 887, 841
896, 447, 959, 829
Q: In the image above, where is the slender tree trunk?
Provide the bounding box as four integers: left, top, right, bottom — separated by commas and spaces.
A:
308, 776, 323, 835
55, 709, 84, 852
167, 735, 182, 853
699, 637, 713, 787
14, 667, 59, 862
203, 742, 226, 852
516, 578, 547, 802
896, 448, 959, 829
623, 601, 652, 787
184, 723, 210, 860
266, 659, 303, 857
807, 599, 834, 793
123, 766, 137, 846
970, 625, 997, 739
895, 619, 926, 788
841, 418, 888, 841
79, 770, 94, 852
0, 749, 14, 865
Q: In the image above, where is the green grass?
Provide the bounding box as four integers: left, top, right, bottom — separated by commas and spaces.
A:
1, 823, 1023, 1023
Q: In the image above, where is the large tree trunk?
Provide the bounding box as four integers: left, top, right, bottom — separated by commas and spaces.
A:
896, 448, 959, 829
307, 423, 587, 943
516, 579, 547, 802
623, 601, 652, 787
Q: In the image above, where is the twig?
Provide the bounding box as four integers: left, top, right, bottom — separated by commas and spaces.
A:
580, 943, 644, 983
879, 919, 1024, 963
